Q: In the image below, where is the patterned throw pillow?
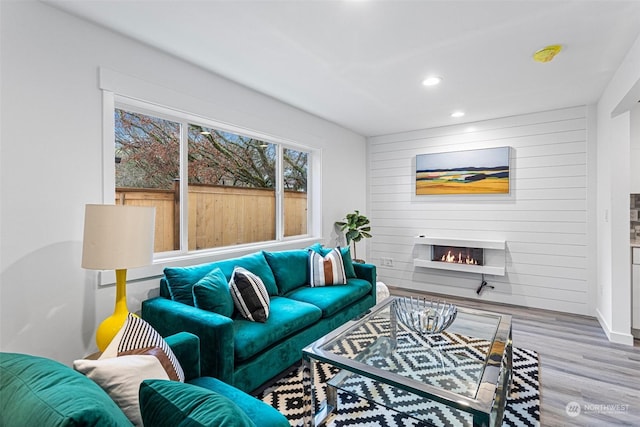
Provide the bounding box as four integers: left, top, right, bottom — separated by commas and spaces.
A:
308, 243, 357, 279
73, 315, 185, 426
102, 314, 185, 382
308, 247, 347, 287
229, 267, 270, 322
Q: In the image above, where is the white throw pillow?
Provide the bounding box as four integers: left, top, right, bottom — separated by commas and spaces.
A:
74, 314, 185, 426
73, 355, 169, 426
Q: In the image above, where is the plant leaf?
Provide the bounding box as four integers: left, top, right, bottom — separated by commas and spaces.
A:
338, 210, 372, 243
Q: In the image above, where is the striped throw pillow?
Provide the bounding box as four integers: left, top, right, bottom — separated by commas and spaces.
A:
229, 267, 270, 322
309, 247, 347, 287
102, 313, 185, 382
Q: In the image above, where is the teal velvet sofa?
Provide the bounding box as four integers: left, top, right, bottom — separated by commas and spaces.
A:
0, 332, 288, 427
141, 247, 377, 392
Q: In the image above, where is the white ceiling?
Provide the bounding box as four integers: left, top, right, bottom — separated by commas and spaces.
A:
46, 0, 640, 137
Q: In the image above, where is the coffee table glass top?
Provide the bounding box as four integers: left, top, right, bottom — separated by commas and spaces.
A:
303, 296, 513, 426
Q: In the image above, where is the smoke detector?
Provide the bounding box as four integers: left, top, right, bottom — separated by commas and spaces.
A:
533, 45, 562, 63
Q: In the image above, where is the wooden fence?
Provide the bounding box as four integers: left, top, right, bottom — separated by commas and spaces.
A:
116, 184, 307, 252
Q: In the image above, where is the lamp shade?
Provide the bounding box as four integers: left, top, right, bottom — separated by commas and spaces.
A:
82, 204, 156, 270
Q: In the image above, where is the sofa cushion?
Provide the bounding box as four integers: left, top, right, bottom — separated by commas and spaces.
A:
263, 249, 309, 294
0, 352, 132, 427
193, 267, 235, 317
307, 243, 357, 279
164, 252, 278, 306
233, 296, 322, 362
285, 278, 372, 318
188, 376, 289, 426
308, 248, 347, 287
139, 379, 255, 427
230, 267, 270, 323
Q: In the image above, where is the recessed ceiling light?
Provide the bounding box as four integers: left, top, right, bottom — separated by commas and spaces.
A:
200, 131, 211, 135
422, 76, 442, 87
451, 111, 465, 118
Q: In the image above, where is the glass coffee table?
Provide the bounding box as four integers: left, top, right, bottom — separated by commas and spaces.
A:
302, 296, 512, 427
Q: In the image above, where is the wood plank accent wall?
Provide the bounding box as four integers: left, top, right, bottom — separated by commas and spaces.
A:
368, 106, 591, 315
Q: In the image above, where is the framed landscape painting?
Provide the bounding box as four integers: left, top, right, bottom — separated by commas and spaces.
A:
416, 146, 510, 195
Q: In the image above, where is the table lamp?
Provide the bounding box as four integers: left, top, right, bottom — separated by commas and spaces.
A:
82, 204, 155, 351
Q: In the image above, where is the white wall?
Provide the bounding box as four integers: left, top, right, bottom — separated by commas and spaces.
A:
368, 106, 595, 315
0, 1, 366, 364
596, 33, 640, 345
630, 105, 640, 193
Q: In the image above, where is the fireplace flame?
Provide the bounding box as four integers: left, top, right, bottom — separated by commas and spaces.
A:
441, 250, 478, 265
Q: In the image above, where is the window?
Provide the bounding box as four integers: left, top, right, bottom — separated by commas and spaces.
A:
283, 147, 308, 237
115, 108, 180, 253
114, 99, 310, 255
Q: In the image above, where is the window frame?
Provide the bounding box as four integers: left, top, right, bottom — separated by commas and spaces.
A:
101, 91, 318, 284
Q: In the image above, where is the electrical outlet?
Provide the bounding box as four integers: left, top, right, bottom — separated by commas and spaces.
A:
380, 257, 394, 267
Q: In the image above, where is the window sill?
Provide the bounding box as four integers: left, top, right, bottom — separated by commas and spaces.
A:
96, 236, 321, 287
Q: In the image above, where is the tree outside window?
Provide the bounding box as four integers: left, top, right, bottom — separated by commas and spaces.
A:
115, 107, 309, 254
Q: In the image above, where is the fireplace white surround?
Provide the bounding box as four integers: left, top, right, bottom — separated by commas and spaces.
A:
413, 236, 506, 276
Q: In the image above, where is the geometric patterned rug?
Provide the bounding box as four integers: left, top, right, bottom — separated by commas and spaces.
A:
257, 345, 539, 427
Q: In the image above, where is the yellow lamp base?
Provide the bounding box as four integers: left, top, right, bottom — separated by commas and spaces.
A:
96, 311, 128, 351
96, 268, 130, 351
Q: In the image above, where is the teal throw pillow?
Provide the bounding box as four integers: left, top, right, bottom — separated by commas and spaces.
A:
307, 244, 357, 279
192, 268, 234, 317
214, 252, 279, 296
0, 353, 132, 427
306, 242, 324, 253
335, 246, 357, 279
164, 263, 219, 306
139, 379, 256, 427
163, 252, 278, 305
264, 249, 309, 294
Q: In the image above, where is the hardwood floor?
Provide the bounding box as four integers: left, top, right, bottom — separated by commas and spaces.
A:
390, 287, 640, 427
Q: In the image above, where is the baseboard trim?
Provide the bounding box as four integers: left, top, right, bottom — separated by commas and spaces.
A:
595, 308, 635, 346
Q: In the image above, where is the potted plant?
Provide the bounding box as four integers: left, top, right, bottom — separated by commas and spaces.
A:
335, 210, 372, 263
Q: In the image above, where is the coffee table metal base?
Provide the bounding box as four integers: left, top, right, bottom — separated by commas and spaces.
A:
303, 357, 511, 427
301, 298, 512, 427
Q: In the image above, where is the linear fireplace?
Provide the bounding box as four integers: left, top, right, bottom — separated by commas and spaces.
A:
432, 245, 483, 266
414, 236, 506, 276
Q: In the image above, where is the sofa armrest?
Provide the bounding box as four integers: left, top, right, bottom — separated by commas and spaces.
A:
353, 263, 377, 297
165, 332, 200, 381
142, 297, 234, 383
